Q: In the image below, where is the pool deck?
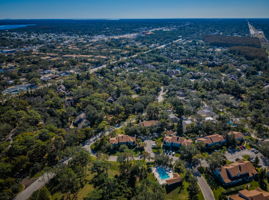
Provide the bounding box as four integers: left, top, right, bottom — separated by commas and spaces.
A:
152, 167, 173, 185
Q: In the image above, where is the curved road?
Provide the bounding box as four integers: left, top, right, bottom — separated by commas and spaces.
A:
197, 175, 215, 200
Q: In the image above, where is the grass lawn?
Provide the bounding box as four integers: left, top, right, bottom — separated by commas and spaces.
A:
107, 161, 120, 177
76, 184, 94, 200
148, 172, 190, 200
198, 192, 205, 200
213, 187, 225, 200
165, 181, 189, 200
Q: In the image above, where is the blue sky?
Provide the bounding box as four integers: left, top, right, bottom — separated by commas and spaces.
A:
0, 0, 269, 19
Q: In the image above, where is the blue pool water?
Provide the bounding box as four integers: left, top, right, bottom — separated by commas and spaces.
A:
156, 167, 170, 180
0, 24, 35, 30
227, 121, 237, 127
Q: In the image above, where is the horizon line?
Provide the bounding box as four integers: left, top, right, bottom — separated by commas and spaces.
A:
0, 17, 269, 20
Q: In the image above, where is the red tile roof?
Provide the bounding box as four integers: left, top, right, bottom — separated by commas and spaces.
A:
164, 136, 192, 146
228, 131, 244, 140
229, 188, 269, 200
164, 130, 176, 136
166, 173, 182, 185
140, 120, 159, 127
220, 161, 257, 184
109, 134, 136, 145
196, 134, 225, 145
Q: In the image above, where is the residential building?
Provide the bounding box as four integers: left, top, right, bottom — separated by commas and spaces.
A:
196, 134, 226, 147
164, 130, 176, 136
228, 188, 269, 200
163, 136, 192, 148
228, 131, 244, 141
214, 161, 257, 186
109, 134, 136, 146
73, 112, 89, 129
140, 120, 159, 127
2, 83, 36, 95
168, 113, 179, 123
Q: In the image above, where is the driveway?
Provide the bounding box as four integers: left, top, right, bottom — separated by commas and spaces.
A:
144, 140, 156, 159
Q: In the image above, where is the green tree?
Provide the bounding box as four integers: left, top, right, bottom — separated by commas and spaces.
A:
29, 186, 52, 200
132, 179, 165, 200
207, 152, 226, 171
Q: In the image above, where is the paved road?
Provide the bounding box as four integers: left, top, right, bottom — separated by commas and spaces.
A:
197, 175, 215, 200
14, 172, 55, 200
144, 140, 156, 159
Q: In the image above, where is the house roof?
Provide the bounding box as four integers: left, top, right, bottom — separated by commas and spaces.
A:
220, 161, 257, 184
164, 130, 176, 136
140, 120, 159, 127
109, 134, 136, 144
229, 188, 269, 200
164, 136, 192, 146
166, 173, 182, 185
228, 131, 244, 139
196, 134, 225, 145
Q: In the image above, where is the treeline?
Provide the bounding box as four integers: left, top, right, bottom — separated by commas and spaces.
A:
230, 46, 268, 61
204, 35, 261, 48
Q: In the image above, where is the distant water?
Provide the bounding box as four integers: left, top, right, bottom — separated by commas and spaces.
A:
0, 24, 35, 30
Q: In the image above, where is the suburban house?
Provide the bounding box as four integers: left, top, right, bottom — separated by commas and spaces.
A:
228, 131, 244, 142
214, 161, 257, 186
109, 134, 136, 146
164, 130, 176, 136
163, 136, 192, 148
228, 188, 269, 200
73, 112, 89, 128
168, 113, 179, 123
140, 120, 159, 127
196, 134, 226, 147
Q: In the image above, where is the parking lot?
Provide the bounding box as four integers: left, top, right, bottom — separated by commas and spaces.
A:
225, 149, 269, 168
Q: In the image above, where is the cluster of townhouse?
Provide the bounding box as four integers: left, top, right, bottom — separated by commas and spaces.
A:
196, 134, 226, 147
162, 131, 244, 149
106, 128, 267, 196
229, 188, 269, 200
163, 134, 193, 148
214, 160, 258, 186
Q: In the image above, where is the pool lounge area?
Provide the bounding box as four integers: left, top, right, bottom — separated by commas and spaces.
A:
152, 167, 182, 185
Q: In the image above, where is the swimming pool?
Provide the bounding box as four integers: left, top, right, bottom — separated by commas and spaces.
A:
156, 167, 170, 180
